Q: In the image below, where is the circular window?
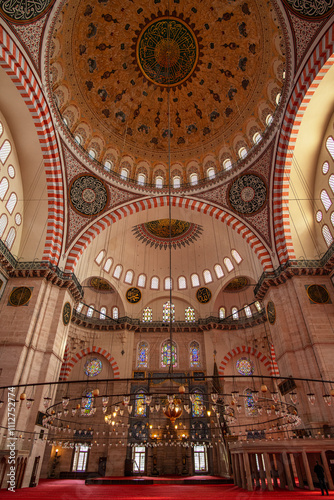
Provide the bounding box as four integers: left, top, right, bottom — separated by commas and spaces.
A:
84, 358, 102, 377
7, 165, 15, 178
236, 357, 255, 376
322, 161, 329, 175
15, 213, 22, 226
316, 210, 323, 222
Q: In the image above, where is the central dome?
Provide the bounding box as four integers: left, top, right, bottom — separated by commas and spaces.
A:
49, 0, 287, 186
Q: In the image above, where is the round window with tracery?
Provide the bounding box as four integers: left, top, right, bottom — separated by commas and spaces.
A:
84, 358, 102, 377
236, 357, 255, 376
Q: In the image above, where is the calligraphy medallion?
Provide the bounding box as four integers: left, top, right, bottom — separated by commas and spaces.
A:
126, 287, 142, 304
9, 287, 32, 306
196, 287, 212, 304
136, 17, 199, 87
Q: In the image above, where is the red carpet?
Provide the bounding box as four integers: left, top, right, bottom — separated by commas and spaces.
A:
0, 479, 331, 499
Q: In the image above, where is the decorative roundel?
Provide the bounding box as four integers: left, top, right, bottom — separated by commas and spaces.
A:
228, 174, 267, 215
69, 175, 109, 217
196, 287, 212, 303
9, 287, 32, 306
266, 301, 276, 325
236, 357, 255, 376
63, 302, 72, 325
84, 358, 102, 377
282, 0, 334, 19
126, 287, 142, 303
0, 0, 55, 23
136, 17, 199, 88
306, 284, 330, 304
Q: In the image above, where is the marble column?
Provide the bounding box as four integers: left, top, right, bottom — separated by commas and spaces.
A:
302, 451, 314, 491
321, 451, 334, 490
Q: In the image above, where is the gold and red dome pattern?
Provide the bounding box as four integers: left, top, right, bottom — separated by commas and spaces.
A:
49, 0, 286, 179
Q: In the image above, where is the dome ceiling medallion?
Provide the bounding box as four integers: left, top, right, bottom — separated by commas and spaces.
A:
133, 14, 202, 89
132, 218, 203, 249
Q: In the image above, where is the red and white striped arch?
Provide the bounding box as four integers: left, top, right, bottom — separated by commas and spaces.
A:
218, 344, 279, 377
273, 26, 334, 264
60, 345, 120, 381
65, 196, 273, 273
0, 26, 64, 265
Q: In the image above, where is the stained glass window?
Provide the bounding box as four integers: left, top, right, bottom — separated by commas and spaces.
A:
244, 305, 252, 317
191, 392, 205, 417
161, 340, 177, 367
83, 391, 93, 416
219, 307, 225, 319
185, 307, 195, 323
236, 357, 255, 376
100, 307, 106, 320
190, 341, 200, 367
163, 302, 175, 322
142, 307, 152, 322
84, 358, 102, 377
244, 388, 257, 416
134, 393, 146, 417
137, 341, 148, 368
112, 306, 119, 319
232, 307, 239, 320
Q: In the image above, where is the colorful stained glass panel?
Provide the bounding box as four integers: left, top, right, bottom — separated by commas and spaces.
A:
84, 358, 102, 377
236, 357, 254, 376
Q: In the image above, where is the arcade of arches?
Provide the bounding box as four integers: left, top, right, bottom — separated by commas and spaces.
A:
1, 0, 334, 493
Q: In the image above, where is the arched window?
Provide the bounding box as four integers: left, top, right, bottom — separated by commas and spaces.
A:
331, 212, 334, 228
329, 175, 334, 195
238, 146, 247, 159
103, 258, 113, 272
223, 158, 232, 170
134, 392, 147, 417
244, 388, 257, 416
203, 269, 213, 283
95, 250, 105, 265
190, 341, 200, 367
112, 306, 119, 319
253, 132, 262, 144
87, 305, 94, 318
214, 264, 224, 278
124, 270, 134, 284
161, 340, 177, 367
142, 307, 152, 322
219, 306, 225, 319
207, 167, 215, 179
190, 173, 198, 185
275, 93, 281, 105
88, 149, 96, 159
113, 264, 122, 279
326, 136, 334, 160
76, 302, 84, 313
0, 214, 8, 238
164, 277, 172, 290
191, 273, 200, 287
322, 161, 329, 175
178, 276, 187, 289
137, 341, 149, 368
266, 114, 273, 126
232, 307, 239, 320
6, 193, 17, 215
231, 249, 242, 264
0, 140, 11, 164
104, 160, 112, 172
74, 134, 82, 145
224, 257, 234, 272
100, 307, 106, 320
151, 276, 159, 289
138, 173, 146, 186
173, 176, 181, 188
191, 391, 205, 417
155, 176, 163, 188
163, 301, 175, 323
185, 307, 195, 323
120, 168, 128, 180
322, 225, 334, 247
0, 178, 9, 201
244, 305, 252, 317
137, 274, 146, 287
82, 391, 93, 416
4, 227, 15, 249
255, 301, 262, 312
321, 189, 332, 212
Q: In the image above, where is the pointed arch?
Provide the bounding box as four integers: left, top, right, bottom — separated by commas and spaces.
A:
273, 26, 334, 264
0, 27, 64, 265
218, 344, 279, 377
60, 346, 120, 380
65, 196, 273, 272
